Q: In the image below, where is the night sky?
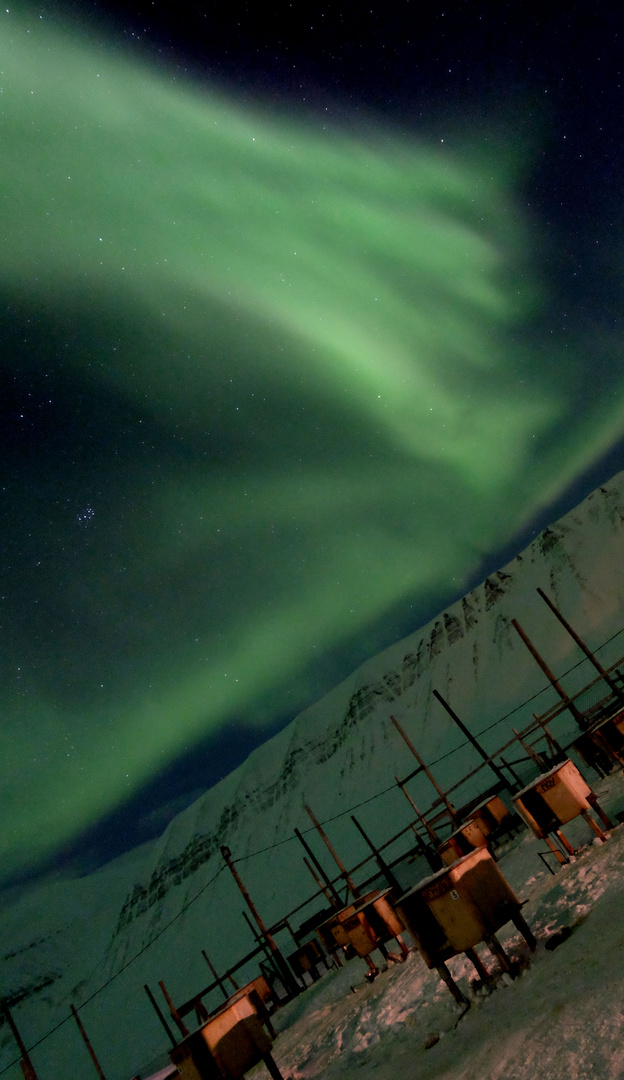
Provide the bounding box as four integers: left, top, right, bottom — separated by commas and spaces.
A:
2, 0, 624, 890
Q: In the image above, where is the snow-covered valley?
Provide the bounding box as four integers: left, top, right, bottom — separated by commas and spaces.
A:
2, 471, 624, 1080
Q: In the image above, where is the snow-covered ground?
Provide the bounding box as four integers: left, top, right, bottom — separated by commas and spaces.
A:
3, 473, 624, 1080
245, 768, 624, 1080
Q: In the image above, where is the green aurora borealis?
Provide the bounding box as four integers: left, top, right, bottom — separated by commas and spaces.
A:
2, 8, 624, 882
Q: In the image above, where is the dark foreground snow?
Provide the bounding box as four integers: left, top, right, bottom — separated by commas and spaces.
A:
243, 769, 624, 1080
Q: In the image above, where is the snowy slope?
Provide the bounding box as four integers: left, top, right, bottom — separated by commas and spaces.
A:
1, 472, 624, 1080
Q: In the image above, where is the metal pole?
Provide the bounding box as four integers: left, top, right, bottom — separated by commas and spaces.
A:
350, 815, 402, 893
511, 619, 586, 730
537, 588, 624, 704
390, 716, 459, 825
432, 690, 512, 791
1, 1002, 39, 1080
304, 805, 360, 900
71, 1005, 106, 1080
294, 827, 341, 907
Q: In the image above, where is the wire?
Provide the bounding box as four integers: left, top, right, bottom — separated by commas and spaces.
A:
0, 865, 226, 1074
4, 623, 623, 1073
241, 624, 624, 854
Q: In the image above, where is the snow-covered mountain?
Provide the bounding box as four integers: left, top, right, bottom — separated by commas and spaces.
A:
2, 472, 624, 1080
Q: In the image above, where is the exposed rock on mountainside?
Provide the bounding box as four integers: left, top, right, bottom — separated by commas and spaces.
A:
2, 474, 624, 1080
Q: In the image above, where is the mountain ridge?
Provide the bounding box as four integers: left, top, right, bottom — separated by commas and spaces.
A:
2, 473, 624, 1079
105, 476, 624, 934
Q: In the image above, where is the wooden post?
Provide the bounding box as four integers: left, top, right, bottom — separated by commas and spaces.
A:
297, 859, 343, 968
432, 690, 513, 791
591, 727, 624, 770
303, 856, 337, 905
159, 980, 189, 1038
513, 728, 545, 770
580, 810, 608, 842
221, 846, 300, 997
71, 1005, 106, 1079
282, 920, 298, 947
537, 588, 624, 705
1, 1001, 39, 1080
587, 792, 615, 830
394, 775, 441, 845
464, 948, 490, 982
500, 755, 524, 789
144, 984, 177, 1047
544, 836, 568, 865
350, 815, 402, 893
533, 714, 566, 759
554, 829, 575, 856
511, 619, 586, 730
436, 962, 469, 1006
294, 828, 342, 907
484, 934, 513, 976
510, 910, 537, 951
304, 805, 360, 900
262, 1050, 286, 1080
202, 950, 230, 1001
242, 910, 275, 968
243, 914, 297, 1005
390, 716, 459, 826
